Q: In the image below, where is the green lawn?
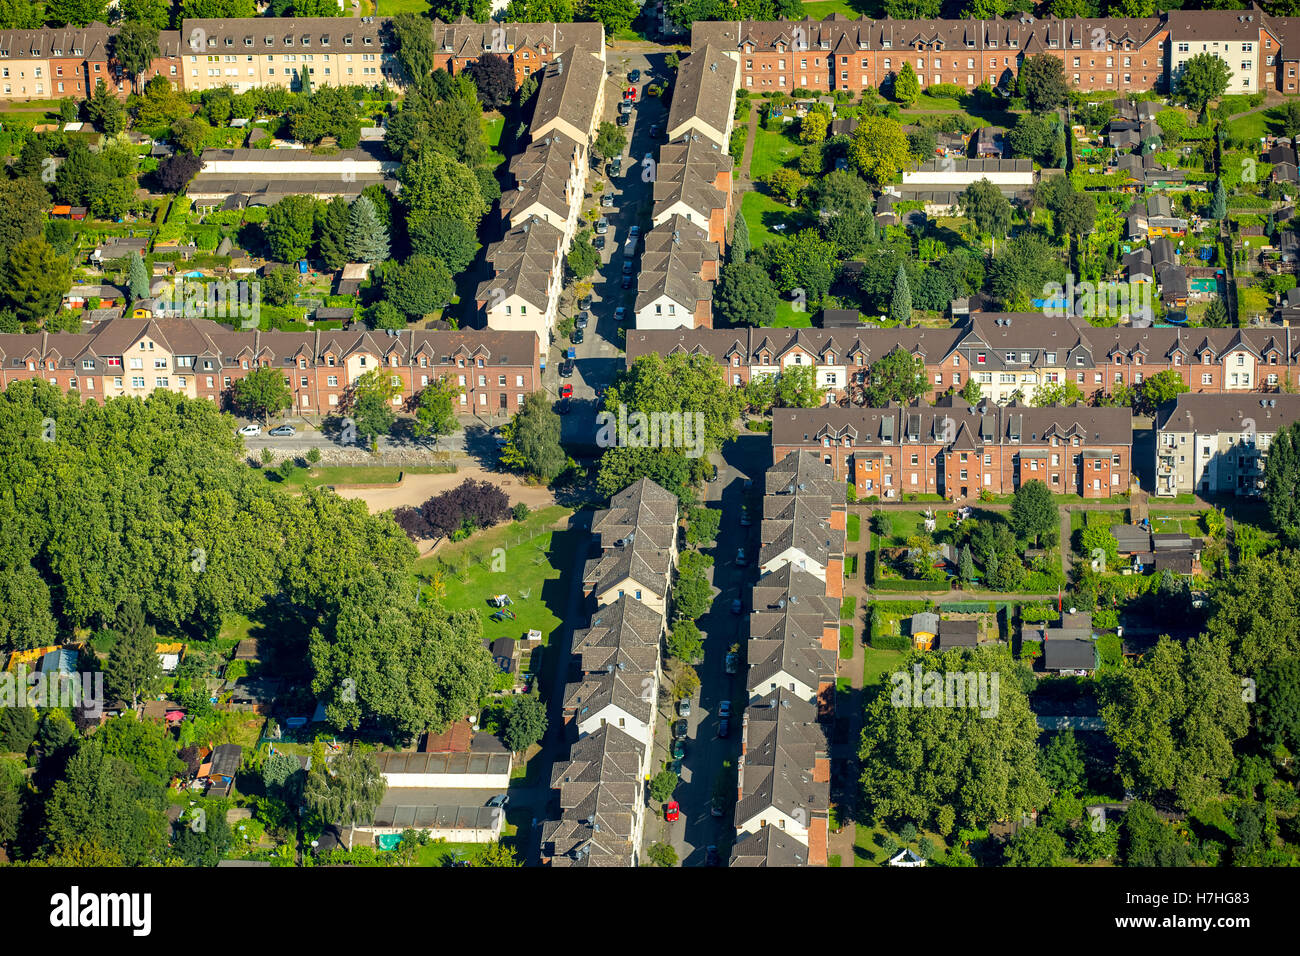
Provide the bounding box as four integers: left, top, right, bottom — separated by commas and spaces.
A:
424, 507, 578, 650
802, 0, 870, 17
483, 115, 505, 148
847, 513, 861, 543
863, 647, 907, 688
876, 509, 956, 546
1149, 512, 1207, 537
1226, 106, 1280, 144
854, 823, 950, 866
840, 596, 857, 620
740, 191, 805, 251
772, 297, 815, 327
376, 0, 429, 13
748, 124, 803, 180
840, 625, 855, 659
266, 464, 455, 490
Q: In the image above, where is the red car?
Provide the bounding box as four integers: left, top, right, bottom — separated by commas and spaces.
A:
624, 86, 637, 102
665, 800, 680, 822
559, 384, 574, 399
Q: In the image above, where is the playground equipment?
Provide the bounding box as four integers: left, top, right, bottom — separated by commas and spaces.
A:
489, 594, 513, 608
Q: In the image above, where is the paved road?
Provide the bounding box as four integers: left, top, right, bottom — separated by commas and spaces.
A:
644, 433, 771, 866
555, 50, 669, 449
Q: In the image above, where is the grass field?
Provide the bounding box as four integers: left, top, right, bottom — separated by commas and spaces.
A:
876, 509, 956, 546
847, 513, 861, 543
802, 0, 869, 17
840, 625, 855, 659
267, 464, 455, 490
863, 647, 907, 688
748, 124, 803, 180
376, 0, 428, 13
772, 297, 815, 327
740, 190, 805, 250
423, 507, 577, 650
840, 596, 857, 620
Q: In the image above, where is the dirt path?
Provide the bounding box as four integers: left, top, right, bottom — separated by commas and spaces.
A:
333, 466, 556, 516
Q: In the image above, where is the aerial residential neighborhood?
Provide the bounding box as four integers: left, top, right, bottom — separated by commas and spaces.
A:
0, 0, 1298, 914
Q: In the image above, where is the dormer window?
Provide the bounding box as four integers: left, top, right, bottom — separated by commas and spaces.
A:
284, 36, 293, 46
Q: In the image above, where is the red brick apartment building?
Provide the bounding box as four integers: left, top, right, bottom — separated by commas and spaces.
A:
0, 319, 540, 419
771, 396, 1133, 500
430, 17, 605, 87
627, 316, 1300, 407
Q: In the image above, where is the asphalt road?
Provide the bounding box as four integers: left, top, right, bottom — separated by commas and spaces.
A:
555, 50, 668, 450
643, 433, 772, 865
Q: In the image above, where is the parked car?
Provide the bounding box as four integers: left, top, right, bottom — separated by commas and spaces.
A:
739, 505, 752, 526
617, 112, 629, 127
575, 311, 589, 329
672, 719, 688, 739
670, 757, 683, 775
621, 275, 633, 289
622, 259, 634, 275
643, 150, 653, 163
735, 547, 747, 566
237, 424, 261, 437
677, 698, 691, 717
595, 217, 609, 234
705, 845, 719, 866
556, 397, 571, 415
718, 718, 730, 738
665, 800, 680, 822
594, 235, 605, 250
628, 225, 641, 240
571, 327, 584, 344
718, 700, 731, 719
492, 428, 509, 447
628, 68, 641, 82
743, 477, 753, 491
724, 652, 738, 675
671, 739, 686, 759
614, 306, 627, 322
649, 123, 660, 138
710, 799, 724, 817
707, 463, 718, 482
560, 360, 574, 378
486, 793, 508, 809
559, 384, 573, 399
619, 99, 632, 115
269, 425, 296, 437
730, 598, 742, 615
578, 295, 592, 310
600, 193, 614, 207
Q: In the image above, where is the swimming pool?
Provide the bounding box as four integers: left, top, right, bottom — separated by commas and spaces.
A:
1190, 278, 1220, 293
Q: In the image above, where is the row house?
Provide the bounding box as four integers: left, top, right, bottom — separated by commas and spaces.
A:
529, 47, 606, 145
0, 23, 183, 101
179, 17, 399, 94
746, 606, 837, 713
431, 16, 605, 88
771, 395, 1134, 500
652, 134, 733, 251
665, 44, 739, 148
0, 318, 540, 419
634, 216, 719, 330
732, 689, 830, 864
582, 478, 680, 617
691, 9, 1298, 97
760, 450, 847, 597
541, 725, 646, 867
1154, 392, 1300, 497
499, 131, 587, 244
476, 216, 566, 356
547, 479, 679, 868
629, 314, 1300, 407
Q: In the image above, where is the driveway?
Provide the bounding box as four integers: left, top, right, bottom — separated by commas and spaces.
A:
644, 433, 772, 865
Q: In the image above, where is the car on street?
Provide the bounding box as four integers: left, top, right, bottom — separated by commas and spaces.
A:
571, 327, 584, 344
624, 86, 637, 102
710, 799, 724, 817
730, 598, 742, 614
718, 700, 731, 719
594, 235, 605, 250
619, 99, 632, 114
670, 757, 683, 775
718, 718, 730, 738
740, 505, 752, 526
677, 698, 691, 717
486, 793, 508, 809
617, 112, 629, 126
621, 275, 633, 289
643, 151, 653, 163
725, 651, 738, 675
705, 845, 720, 866
614, 306, 627, 322
665, 800, 680, 822
672, 719, 688, 740
628, 68, 640, 82
560, 360, 574, 378
743, 477, 753, 491
237, 424, 261, 437
735, 547, 747, 566
559, 384, 574, 399
649, 123, 660, 138
269, 425, 296, 437
578, 295, 592, 310
575, 311, 589, 329
610, 157, 622, 174
556, 397, 571, 415
601, 192, 614, 207
628, 225, 641, 240
622, 259, 634, 275
595, 217, 609, 234
671, 739, 686, 759
491, 427, 508, 447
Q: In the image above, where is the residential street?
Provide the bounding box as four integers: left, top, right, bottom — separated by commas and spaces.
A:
643, 432, 770, 865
